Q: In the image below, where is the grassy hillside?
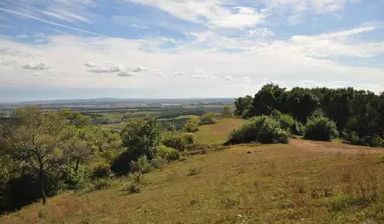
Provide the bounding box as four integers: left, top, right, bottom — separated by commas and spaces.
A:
194, 118, 244, 144
2, 138, 384, 224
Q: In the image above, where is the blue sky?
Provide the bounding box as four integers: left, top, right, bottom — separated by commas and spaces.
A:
0, 0, 383, 102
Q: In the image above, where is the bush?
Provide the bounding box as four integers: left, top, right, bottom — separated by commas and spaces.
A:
130, 155, 152, 174
91, 178, 111, 191
61, 165, 89, 190
227, 115, 288, 144
124, 173, 143, 194
150, 157, 166, 169
271, 110, 295, 133
91, 162, 112, 179
156, 145, 180, 162
183, 117, 200, 132
304, 115, 339, 141
161, 132, 195, 151
199, 113, 217, 125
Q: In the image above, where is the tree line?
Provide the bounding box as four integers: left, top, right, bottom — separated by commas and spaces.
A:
234, 84, 384, 147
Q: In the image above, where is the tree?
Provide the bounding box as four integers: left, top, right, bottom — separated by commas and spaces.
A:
247, 84, 287, 117
112, 118, 161, 175
11, 106, 66, 204
234, 95, 252, 117
285, 88, 319, 122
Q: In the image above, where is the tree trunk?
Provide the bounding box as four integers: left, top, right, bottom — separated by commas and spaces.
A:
39, 167, 46, 205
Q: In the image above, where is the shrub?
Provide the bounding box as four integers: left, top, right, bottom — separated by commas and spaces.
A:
161, 132, 195, 151
271, 110, 295, 133
91, 162, 112, 179
130, 155, 152, 174
61, 165, 89, 190
124, 173, 143, 194
304, 115, 339, 141
183, 117, 200, 132
150, 157, 166, 169
91, 178, 111, 191
227, 115, 288, 144
156, 145, 181, 162
199, 113, 217, 125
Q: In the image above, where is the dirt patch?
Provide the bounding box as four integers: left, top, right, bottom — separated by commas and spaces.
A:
290, 138, 384, 155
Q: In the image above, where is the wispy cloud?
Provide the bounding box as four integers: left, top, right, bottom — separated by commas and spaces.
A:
0, 7, 104, 37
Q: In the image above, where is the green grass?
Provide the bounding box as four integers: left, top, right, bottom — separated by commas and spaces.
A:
194, 118, 244, 144
2, 139, 384, 224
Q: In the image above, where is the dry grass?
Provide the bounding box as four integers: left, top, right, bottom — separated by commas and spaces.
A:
2, 139, 384, 224
194, 118, 244, 144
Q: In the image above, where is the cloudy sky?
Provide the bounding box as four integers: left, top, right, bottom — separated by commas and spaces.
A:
0, 0, 383, 102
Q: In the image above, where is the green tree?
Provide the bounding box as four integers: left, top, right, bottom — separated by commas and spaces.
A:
234, 95, 252, 117
11, 106, 67, 204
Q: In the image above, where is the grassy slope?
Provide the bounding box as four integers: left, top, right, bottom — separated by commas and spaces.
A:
194, 118, 244, 144
2, 119, 384, 224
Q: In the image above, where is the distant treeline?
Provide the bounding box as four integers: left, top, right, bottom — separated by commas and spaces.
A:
234, 84, 384, 147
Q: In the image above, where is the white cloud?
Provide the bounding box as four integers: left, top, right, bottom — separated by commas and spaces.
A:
265, 0, 353, 14
0, 25, 383, 97
84, 61, 96, 67
127, 0, 265, 29
23, 62, 50, 70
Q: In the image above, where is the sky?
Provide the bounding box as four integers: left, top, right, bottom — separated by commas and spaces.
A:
0, 0, 383, 102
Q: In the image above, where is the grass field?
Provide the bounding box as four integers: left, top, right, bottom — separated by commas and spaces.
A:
194, 118, 244, 144
2, 120, 384, 224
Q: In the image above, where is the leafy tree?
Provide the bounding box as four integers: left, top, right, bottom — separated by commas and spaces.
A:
234, 95, 252, 117
285, 88, 319, 122
11, 106, 67, 204
112, 118, 160, 175
247, 84, 287, 117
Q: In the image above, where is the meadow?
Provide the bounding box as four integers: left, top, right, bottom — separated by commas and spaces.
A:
1, 118, 384, 224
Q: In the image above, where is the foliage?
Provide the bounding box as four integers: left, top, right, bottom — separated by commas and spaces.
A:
235, 84, 384, 146
91, 162, 112, 179
227, 115, 288, 144
222, 105, 233, 118
183, 117, 200, 132
234, 95, 252, 117
161, 132, 195, 151
61, 165, 89, 190
304, 115, 339, 141
156, 145, 180, 162
121, 118, 161, 159
270, 110, 295, 133
199, 112, 217, 125
130, 155, 152, 174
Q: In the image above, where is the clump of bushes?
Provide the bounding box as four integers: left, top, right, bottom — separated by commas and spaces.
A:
156, 145, 180, 162
183, 117, 200, 132
271, 110, 296, 134
199, 113, 217, 125
227, 115, 288, 144
304, 115, 339, 141
130, 155, 152, 174
161, 132, 195, 151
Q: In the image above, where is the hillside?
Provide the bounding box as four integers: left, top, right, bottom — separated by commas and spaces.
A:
1, 129, 384, 223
